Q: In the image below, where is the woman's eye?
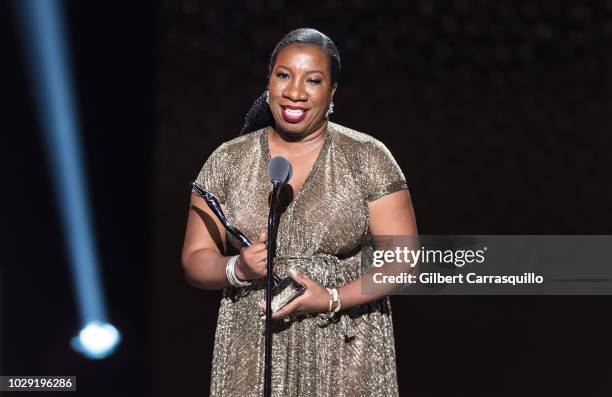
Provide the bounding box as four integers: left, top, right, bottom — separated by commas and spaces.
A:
276, 72, 289, 79
307, 79, 322, 84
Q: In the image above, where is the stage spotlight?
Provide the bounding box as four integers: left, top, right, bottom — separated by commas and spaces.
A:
71, 321, 121, 360
13, 0, 119, 359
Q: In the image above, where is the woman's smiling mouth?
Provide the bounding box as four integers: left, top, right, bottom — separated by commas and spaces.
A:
281, 105, 308, 123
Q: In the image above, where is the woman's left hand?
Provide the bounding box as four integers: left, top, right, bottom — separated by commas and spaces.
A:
260, 272, 331, 320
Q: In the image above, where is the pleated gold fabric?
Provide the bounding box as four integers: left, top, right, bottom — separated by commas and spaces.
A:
194, 121, 408, 396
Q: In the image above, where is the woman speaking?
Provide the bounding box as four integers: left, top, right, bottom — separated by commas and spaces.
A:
181, 28, 417, 396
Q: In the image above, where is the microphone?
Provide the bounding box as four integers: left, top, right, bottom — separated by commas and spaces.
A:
267, 156, 292, 186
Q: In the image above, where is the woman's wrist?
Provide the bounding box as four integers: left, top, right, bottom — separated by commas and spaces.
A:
336, 279, 388, 310
233, 256, 248, 281
226, 255, 251, 287
317, 287, 342, 319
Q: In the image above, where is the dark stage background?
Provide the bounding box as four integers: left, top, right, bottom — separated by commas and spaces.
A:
3, 1, 156, 396
3, 1, 612, 396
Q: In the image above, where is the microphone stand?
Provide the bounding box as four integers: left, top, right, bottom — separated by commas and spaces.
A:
264, 181, 282, 397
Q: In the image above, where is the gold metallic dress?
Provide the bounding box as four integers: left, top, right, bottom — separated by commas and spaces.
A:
194, 122, 408, 396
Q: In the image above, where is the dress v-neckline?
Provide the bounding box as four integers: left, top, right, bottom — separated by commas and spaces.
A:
261, 123, 333, 209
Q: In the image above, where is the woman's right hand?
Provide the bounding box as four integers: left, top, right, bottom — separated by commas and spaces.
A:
235, 232, 268, 281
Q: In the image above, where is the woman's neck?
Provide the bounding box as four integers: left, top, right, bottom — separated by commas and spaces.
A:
268, 120, 328, 157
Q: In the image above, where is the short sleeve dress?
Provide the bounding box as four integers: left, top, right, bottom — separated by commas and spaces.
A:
194, 122, 408, 396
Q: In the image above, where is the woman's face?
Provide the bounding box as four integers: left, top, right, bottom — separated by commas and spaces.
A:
268, 44, 336, 137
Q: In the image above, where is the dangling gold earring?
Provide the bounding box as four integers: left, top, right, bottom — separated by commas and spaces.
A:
325, 101, 334, 118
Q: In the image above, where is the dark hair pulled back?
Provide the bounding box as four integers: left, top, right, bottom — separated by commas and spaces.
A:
239, 28, 341, 135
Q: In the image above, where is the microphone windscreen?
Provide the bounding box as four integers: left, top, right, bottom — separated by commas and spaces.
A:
267, 156, 293, 184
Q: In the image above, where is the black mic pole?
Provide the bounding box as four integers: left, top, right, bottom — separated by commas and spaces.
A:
264, 181, 281, 397
263, 155, 292, 397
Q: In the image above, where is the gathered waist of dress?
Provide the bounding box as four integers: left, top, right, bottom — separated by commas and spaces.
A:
273, 253, 362, 288
223, 252, 391, 341
273, 253, 392, 341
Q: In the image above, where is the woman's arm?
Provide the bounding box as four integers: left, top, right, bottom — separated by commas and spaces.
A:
181, 194, 232, 290
269, 188, 417, 318
181, 194, 269, 290
337, 188, 417, 309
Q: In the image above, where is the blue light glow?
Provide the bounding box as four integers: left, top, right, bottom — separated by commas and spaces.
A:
14, 0, 120, 359
71, 321, 121, 359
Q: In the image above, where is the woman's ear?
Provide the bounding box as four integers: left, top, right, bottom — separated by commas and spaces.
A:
331, 83, 337, 101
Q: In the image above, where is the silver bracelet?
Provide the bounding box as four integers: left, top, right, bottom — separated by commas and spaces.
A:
226, 255, 251, 288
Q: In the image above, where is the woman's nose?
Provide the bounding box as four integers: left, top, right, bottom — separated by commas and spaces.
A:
283, 79, 307, 102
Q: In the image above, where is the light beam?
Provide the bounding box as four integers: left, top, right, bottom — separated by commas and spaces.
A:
14, 0, 120, 359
